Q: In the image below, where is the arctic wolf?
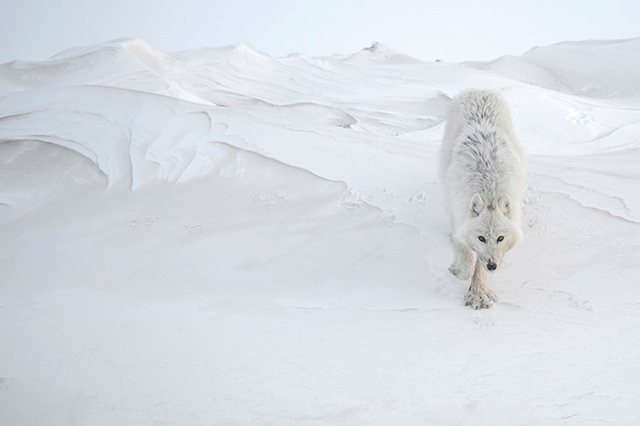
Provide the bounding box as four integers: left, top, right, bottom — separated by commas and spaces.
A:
440, 90, 526, 309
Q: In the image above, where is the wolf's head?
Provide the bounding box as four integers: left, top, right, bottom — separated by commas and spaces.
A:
455, 193, 522, 272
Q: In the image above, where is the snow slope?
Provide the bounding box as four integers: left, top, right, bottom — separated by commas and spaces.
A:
1, 38, 640, 425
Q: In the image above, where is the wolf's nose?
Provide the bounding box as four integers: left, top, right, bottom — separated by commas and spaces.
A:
487, 261, 497, 271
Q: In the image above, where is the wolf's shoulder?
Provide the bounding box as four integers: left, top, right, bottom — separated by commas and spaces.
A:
450, 89, 515, 138
454, 90, 507, 116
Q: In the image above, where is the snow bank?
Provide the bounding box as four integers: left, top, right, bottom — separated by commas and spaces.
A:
465, 37, 640, 102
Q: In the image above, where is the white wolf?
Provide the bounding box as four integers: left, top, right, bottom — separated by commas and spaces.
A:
440, 90, 526, 309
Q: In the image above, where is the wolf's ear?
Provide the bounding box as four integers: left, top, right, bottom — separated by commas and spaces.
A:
469, 194, 485, 217
497, 194, 512, 217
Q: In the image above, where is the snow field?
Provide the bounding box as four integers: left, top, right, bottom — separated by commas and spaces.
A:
1, 38, 640, 425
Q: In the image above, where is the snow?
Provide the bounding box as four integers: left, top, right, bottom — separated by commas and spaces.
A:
1, 37, 640, 425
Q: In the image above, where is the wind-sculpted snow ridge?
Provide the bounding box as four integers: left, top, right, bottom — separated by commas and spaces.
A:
2, 38, 640, 425
2, 37, 640, 224
332, 41, 425, 65
465, 37, 640, 102
0, 85, 215, 189
2, 37, 640, 223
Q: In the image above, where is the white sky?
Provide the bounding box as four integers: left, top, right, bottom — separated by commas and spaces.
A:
1, 0, 639, 63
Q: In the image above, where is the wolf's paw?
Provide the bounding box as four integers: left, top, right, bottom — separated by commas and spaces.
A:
464, 288, 497, 310
448, 262, 472, 281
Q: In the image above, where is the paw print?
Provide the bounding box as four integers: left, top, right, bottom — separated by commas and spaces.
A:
566, 107, 594, 125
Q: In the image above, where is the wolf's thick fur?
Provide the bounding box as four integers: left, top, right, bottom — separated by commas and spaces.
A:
440, 90, 526, 309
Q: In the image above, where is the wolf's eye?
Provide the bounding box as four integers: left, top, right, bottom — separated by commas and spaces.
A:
497, 236, 504, 243
478, 236, 486, 243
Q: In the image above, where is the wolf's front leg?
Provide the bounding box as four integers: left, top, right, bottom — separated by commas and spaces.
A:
448, 237, 474, 280
464, 258, 497, 309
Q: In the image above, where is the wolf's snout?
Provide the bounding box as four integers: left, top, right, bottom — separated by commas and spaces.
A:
487, 261, 497, 271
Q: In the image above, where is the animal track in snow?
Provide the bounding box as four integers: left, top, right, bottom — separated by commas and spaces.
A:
130, 217, 159, 227
339, 187, 365, 210
185, 222, 207, 232
407, 191, 429, 206
566, 107, 594, 125
253, 191, 293, 208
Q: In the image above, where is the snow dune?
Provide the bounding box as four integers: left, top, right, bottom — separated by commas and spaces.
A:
1, 38, 640, 425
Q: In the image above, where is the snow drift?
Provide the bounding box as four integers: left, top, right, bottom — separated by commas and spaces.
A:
1, 38, 640, 425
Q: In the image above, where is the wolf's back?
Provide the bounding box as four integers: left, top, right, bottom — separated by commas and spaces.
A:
454, 89, 513, 132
